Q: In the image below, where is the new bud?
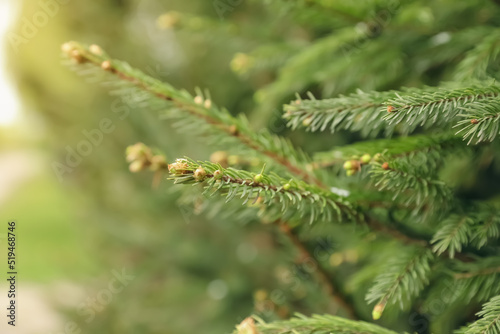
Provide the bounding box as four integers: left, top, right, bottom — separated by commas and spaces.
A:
126, 143, 150, 163
254, 174, 264, 183
194, 96, 203, 104
70, 50, 84, 63
61, 42, 76, 55
168, 159, 189, 175
302, 117, 312, 127
194, 167, 207, 181
236, 317, 257, 334
372, 303, 385, 320
361, 154, 371, 164
89, 44, 103, 55
213, 170, 223, 180
129, 160, 146, 173
101, 60, 112, 71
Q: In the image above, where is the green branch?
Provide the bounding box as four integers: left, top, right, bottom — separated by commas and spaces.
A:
370, 160, 453, 208
454, 98, 500, 144
165, 157, 434, 247
451, 257, 500, 303
454, 28, 500, 81
234, 314, 400, 334
61, 41, 324, 187
432, 215, 474, 258
283, 89, 400, 137
383, 84, 500, 134
284, 83, 500, 140
455, 295, 500, 334
471, 208, 500, 249
166, 158, 358, 224
366, 247, 435, 319
313, 133, 463, 169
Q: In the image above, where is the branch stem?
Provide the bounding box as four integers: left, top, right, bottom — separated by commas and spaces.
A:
277, 221, 359, 320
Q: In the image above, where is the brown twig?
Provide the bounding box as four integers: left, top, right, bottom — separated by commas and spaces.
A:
454, 266, 500, 279
277, 221, 359, 320
365, 217, 428, 247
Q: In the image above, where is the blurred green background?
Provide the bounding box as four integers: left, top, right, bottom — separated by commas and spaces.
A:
2, 0, 500, 333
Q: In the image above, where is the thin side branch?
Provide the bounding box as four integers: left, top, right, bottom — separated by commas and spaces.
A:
277, 221, 359, 319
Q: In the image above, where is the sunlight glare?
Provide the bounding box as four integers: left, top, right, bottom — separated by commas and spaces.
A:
0, 0, 20, 126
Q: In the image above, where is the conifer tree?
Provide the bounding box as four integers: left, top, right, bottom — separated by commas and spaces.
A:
61, 1, 500, 333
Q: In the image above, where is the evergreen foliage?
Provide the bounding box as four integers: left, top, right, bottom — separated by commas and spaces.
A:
237, 314, 401, 334
365, 247, 434, 313
451, 256, 500, 303
456, 295, 500, 334
60, 0, 500, 333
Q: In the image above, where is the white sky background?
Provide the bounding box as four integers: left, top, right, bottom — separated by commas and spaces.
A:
0, 0, 20, 126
